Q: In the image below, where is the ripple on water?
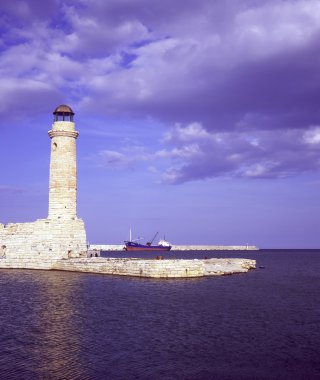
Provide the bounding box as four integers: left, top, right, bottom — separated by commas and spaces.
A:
0, 250, 319, 379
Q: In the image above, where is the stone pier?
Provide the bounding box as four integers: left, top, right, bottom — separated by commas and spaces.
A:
0, 257, 256, 278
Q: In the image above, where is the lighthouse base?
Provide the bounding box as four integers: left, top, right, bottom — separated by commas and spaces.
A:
0, 218, 87, 260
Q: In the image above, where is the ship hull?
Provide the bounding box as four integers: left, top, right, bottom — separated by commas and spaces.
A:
124, 242, 171, 251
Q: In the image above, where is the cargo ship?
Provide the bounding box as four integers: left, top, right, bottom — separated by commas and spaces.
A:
124, 230, 172, 251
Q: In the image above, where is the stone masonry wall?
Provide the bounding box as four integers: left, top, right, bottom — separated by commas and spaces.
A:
48, 121, 78, 220
0, 218, 87, 260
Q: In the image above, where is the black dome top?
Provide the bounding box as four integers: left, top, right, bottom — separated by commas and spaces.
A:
53, 105, 74, 115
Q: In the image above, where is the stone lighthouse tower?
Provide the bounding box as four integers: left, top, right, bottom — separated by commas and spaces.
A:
0, 104, 87, 262
46, 105, 87, 258
48, 105, 78, 219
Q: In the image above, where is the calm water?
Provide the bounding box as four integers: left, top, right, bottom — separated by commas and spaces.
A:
0, 250, 319, 380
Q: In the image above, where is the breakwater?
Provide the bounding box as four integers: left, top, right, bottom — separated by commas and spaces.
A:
0, 257, 255, 278
90, 244, 259, 251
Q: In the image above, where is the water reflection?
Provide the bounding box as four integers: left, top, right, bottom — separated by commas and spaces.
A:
0, 270, 89, 379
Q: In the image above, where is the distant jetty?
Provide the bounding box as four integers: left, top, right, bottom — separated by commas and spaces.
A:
90, 244, 259, 251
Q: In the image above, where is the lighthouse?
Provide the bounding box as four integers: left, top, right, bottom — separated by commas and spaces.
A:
46, 105, 87, 258
0, 104, 88, 261
48, 105, 78, 220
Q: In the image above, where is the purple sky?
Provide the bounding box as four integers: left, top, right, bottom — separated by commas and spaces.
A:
1, 0, 320, 248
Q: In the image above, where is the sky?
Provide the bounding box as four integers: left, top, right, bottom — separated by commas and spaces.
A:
0, 0, 320, 248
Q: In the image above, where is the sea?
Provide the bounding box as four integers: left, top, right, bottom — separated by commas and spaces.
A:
0, 249, 319, 380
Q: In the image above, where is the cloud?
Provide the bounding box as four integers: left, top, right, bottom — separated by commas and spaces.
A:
70, 0, 320, 133
163, 122, 210, 142
1, 0, 320, 128
95, 138, 202, 173
303, 127, 320, 144
55, 5, 150, 57
97, 143, 151, 169
158, 123, 320, 183
1, 0, 320, 183
156, 144, 202, 159
94, 123, 320, 183
0, 185, 24, 194
0, 77, 61, 120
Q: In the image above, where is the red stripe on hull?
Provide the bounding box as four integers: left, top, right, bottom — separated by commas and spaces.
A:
125, 247, 171, 251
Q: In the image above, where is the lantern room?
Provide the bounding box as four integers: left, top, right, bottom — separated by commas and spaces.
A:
53, 104, 75, 122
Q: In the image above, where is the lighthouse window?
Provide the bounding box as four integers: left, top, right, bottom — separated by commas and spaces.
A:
52, 142, 57, 151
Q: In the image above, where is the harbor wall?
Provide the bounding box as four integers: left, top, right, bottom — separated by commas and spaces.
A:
90, 244, 259, 251
172, 245, 259, 251
0, 257, 256, 278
